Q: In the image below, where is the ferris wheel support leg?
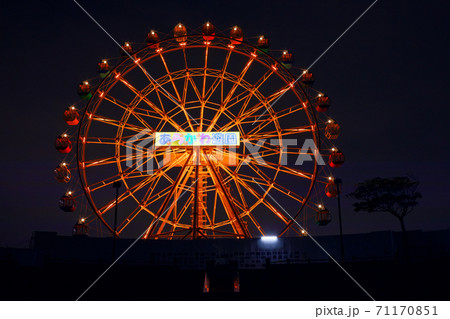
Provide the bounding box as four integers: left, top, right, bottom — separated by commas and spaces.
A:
192, 147, 200, 239
204, 150, 250, 239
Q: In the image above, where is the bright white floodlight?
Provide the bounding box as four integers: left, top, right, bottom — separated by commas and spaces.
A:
261, 236, 278, 242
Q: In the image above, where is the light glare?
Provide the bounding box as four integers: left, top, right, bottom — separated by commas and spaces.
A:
261, 236, 277, 242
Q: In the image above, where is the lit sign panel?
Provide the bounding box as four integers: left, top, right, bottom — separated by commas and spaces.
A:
155, 132, 240, 147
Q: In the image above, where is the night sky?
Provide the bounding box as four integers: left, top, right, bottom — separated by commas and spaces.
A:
1, 0, 449, 247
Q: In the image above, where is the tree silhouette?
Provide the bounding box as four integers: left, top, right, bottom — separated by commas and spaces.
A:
348, 176, 421, 257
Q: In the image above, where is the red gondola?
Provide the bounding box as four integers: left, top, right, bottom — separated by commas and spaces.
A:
329, 149, 345, 168
63, 106, 80, 125
316, 207, 331, 226
325, 179, 339, 197
280, 51, 294, 69
202, 22, 215, 41
77, 81, 92, 100
300, 71, 314, 86
121, 42, 133, 59
55, 134, 72, 154
230, 26, 243, 45
257, 35, 269, 53
146, 30, 160, 48
316, 94, 330, 112
96, 59, 110, 78
59, 192, 76, 212
73, 219, 88, 236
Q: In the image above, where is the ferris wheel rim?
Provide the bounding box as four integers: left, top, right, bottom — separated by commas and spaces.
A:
76, 32, 321, 238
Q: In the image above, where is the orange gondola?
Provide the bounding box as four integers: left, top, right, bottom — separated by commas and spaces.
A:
174, 24, 187, 44
325, 121, 340, 139
54, 163, 71, 183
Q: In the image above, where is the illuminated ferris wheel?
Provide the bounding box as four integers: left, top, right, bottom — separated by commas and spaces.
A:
54, 22, 345, 239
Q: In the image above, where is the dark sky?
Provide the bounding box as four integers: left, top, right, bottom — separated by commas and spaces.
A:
0, 0, 449, 246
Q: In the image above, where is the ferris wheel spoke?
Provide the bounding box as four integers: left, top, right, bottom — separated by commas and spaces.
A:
85, 168, 146, 193
206, 55, 256, 132
246, 211, 266, 236
172, 192, 194, 228
130, 106, 165, 120
220, 88, 254, 112
110, 165, 176, 213
134, 61, 182, 109
152, 164, 194, 237
245, 126, 312, 140
210, 173, 265, 235
101, 94, 160, 131
138, 174, 166, 209
199, 45, 210, 130
245, 118, 275, 138
180, 76, 196, 132
102, 93, 159, 119
245, 161, 274, 185
272, 102, 308, 121
205, 89, 258, 134
88, 150, 188, 198
203, 73, 223, 105
187, 74, 203, 107
214, 148, 314, 180
116, 205, 143, 235
249, 156, 314, 180
236, 85, 290, 124
237, 69, 275, 118
220, 55, 255, 107
143, 151, 193, 239
89, 113, 151, 134
215, 161, 290, 225
128, 111, 157, 133
158, 53, 182, 102
203, 49, 232, 105
140, 160, 193, 219
97, 174, 155, 216
246, 164, 305, 203
139, 72, 196, 131
83, 153, 140, 168
116, 75, 184, 132
139, 187, 175, 217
